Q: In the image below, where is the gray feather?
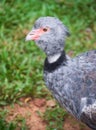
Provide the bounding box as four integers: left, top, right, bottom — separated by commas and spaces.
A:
44, 50, 96, 129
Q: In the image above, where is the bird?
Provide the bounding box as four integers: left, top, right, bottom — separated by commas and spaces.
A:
26, 16, 96, 130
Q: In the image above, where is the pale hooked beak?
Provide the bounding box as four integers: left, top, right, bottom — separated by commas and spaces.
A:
25, 28, 44, 41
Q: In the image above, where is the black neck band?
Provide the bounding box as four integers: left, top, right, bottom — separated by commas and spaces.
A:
44, 50, 66, 72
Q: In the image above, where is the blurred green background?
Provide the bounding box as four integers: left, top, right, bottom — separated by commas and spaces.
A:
0, 0, 96, 129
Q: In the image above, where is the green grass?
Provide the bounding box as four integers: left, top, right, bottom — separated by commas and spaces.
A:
0, 108, 28, 130
0, 118, 27, 130
0, 0, 96, 129
43, 105, 67, 130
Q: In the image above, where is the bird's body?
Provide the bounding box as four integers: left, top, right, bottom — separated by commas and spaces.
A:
26, 17, 96, 130
44, 50, 96, 129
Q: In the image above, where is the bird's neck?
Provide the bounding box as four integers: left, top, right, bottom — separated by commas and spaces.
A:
48, 53, 61, 63
44, 50, 67, 72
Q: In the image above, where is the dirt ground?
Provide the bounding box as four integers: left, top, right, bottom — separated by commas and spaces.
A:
5, 98, 90, 130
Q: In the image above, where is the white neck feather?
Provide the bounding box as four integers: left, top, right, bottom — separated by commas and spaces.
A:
48, 53, 61, 63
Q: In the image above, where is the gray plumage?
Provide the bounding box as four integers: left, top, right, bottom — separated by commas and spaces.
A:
26, 17, 96, 130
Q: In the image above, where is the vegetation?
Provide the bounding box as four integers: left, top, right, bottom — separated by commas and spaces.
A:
0, 0, 96, 129
0, 108, 27, 130
44, 106, 67, 130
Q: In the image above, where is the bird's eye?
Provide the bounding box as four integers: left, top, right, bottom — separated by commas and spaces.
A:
43, 28, 48, 32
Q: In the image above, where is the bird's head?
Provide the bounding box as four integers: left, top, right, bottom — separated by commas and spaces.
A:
26, 17, 70, 57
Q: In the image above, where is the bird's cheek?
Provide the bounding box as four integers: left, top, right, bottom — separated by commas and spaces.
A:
35, 39, 43, 48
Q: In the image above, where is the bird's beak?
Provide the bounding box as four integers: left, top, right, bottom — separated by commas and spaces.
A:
25, 28, 44, 41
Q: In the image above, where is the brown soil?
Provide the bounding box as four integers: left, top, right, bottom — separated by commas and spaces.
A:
5, 97, 90, 130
